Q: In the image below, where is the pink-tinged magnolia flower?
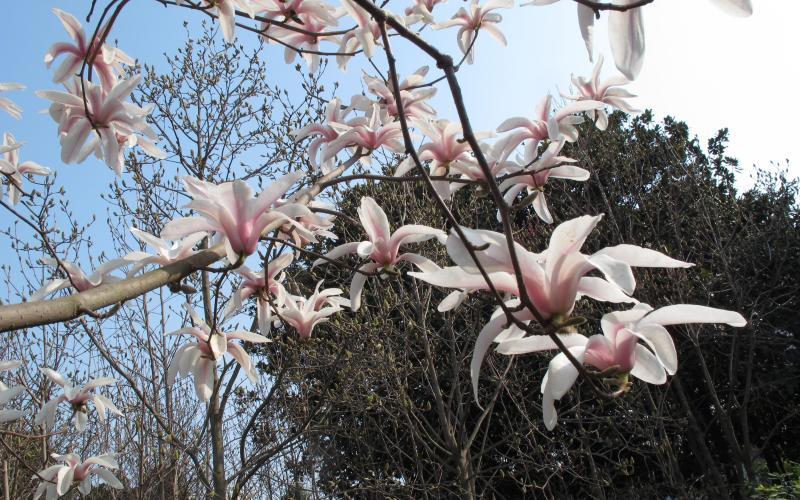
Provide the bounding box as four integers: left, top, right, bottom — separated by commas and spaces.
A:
499, 140, 589, 223
44, 9, 134, 91
33, 452, 122, 499
351, 68, 438, 123
290, 98, 354, 173
167, 305, 270, 401
122, 228, 206, 277
409, 215, 694, 400
35, 368, 121, 432
495, 95, 603, 162
529, 0, 751, 80
223, 253, 293, 335
405, 0, 448, 24
321, 104, 405, 166
254, 0, 339, 25
275, 199, 338, 248
30, 258, 128, 302
337, 0, 384, 70
434, 0, 513, 64
497, 303, 746, 430
395, 118, 479, 200
448, 140, 514, 190
0, 360, 26, 423
177, 0, 256, 43
563, 55, 640, 130
37, 76, 165, 175
276, 281, 349, 339
162, 172, 312, 264
0, 83, 25, 119
314, 196, 445, 310
0, 133, 51, 205
266, 12, 340, 72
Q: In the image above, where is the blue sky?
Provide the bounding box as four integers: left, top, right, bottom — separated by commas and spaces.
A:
1, 0, 797, 238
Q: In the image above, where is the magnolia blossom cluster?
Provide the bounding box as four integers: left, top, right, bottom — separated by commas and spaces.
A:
35, 9, 165, 175
0, 362, 124, 497
33, 452, 123, 499
293, 59, 635, 224
0, 133, 50, 205
407, 216, 746, 427
3, 364, 121, 440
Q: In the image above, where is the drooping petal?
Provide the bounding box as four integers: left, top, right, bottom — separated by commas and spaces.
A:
577, 3, 595, 60
349, 262, 381, 311
541, 346, 586, 430
608, 2, 645, 80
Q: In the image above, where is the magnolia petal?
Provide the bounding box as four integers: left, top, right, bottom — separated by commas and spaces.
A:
209, 333, 227, 359
74, 411, 88, 432
193, 359, 215, 402
643, 304, 747, 327
587, 253, 636, 295
0, 385, 23, 405
595, 244, 693, 269
577, 4, 595, 61
350, 262, 381, 311
79, 478, 92, 496
608, 3, 645, 80
630, 323, 677, 374
93, 467, 124, 489
228, 343, 259, 383
544, 346, 586, 400
94, 393, 123, 416
438, 290, 468, 312
227, 330, 270, 343
0, 360, 21, 372
496, 333, 587, 355
0, 409, 24, 423
358, 197, 392, 245
409, 267, 518, 295
85, 453, 120, 470
161, 216, 216, 240
631, 344, 667, 384
470, 310, 509, 404
313, 241, 361, 267
56, 465, 75, 496
40, 368, 68, 388
541, 346, 586, 430
577, 276, 637, 304
390, 224, 446, 253
532, 192, 553, 224
396, 253, 440, 273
